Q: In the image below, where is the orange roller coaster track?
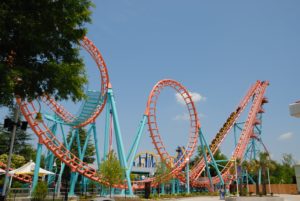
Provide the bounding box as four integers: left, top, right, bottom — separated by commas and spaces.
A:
41, 36, 109, 128
190, 81, 269, 188
0, 161, 31, 183
14, 35, 270, 194
145, 79, 199, 169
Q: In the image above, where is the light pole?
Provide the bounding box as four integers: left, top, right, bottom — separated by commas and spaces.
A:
1, 105, 19, 201
185, 157, 190, 194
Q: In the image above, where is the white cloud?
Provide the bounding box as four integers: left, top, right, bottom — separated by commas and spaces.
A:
278, 132, 294, 141
173, 113, 190, 121
173, 113, 205, 121
175, 91, 206, 105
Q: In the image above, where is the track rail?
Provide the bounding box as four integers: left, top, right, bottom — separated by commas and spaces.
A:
191, 81, 269, 187
190, 81, 262, 180
0, 161, 32, 183
16, 80, 269, 190
14, 34, 269, 191
16, 37, 120, 188
145, 79, 199, 167
41, 36, 109, 128
16, 99, 122, 187
131, 80, 200, 189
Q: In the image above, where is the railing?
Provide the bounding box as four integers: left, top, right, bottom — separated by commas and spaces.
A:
6, 187, 101, 199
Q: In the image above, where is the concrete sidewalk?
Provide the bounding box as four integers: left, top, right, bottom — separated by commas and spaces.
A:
165, 194, 300, 201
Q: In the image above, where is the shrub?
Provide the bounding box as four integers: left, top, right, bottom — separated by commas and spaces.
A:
31, 181, 48, 201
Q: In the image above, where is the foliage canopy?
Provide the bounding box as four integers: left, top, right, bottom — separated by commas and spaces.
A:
0, 154, 26, 168
0, 0, 93, 106
99, 150, 125, 196
154, 161, 171, 183
31, 181, 48, 201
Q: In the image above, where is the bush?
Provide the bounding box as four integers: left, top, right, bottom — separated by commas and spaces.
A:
31, 181, 48, 201
241, 187, 248, 196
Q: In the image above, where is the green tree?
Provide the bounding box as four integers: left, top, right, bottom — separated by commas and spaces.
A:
246, 152, 274, 196
248, 159, 260, 195
0, 154, 26, 168
0, 0, 93, 107
153, 161, 171, 196
258, 152, 274, 195
282, 153, 295, 167
241, 160, 252, 195
99, 151, 125, 198
31, 181, 48, 201
273, 153, 296, 184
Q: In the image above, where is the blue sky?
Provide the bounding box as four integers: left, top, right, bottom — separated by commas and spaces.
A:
83, 0, 300, 163
1, 1, 300, 164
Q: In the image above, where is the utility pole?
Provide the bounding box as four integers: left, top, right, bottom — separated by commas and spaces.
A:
1, 104, 19, 201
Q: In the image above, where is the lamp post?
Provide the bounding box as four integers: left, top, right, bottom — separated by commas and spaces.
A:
1, 105, 19, 201
53, 160, 58, 182
185, 157, 190, 194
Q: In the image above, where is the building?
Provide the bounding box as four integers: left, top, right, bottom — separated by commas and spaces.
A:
295, 165, 300, 193
289, 101, 300, 118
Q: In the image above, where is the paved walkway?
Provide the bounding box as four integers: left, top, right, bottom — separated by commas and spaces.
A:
164, 194, 300, 201
275, 194, 300, 201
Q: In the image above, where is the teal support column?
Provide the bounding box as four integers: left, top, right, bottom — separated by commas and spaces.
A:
127, 115, 147, 171
68, 129, 82, 196
46, 123, 57, 169
104, 102, 111, 160
108, 88, 133, 195
199, 130, 213, 188
68, 173, 79, 196
47, 123, 57, 185
171, 179, 175, 194
69, 127, 93, 196
76, 129, 82, 156
84, 177, 88, 193
114, 131, 123, 166
55, 129, 77, 196
55, 163, 64, 197
153, 187, 157, 195
175, 179, 180, 194
32, 142, 43, 192
199, 129, 224, 186
92, 123, 101, 168
186, 161, 190, 194
126, 118, 143, 162
252, 139, 256, 160
161, 183, 165, 195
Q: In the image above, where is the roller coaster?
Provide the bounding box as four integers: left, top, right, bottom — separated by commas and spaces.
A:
4, 36, 269, 196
